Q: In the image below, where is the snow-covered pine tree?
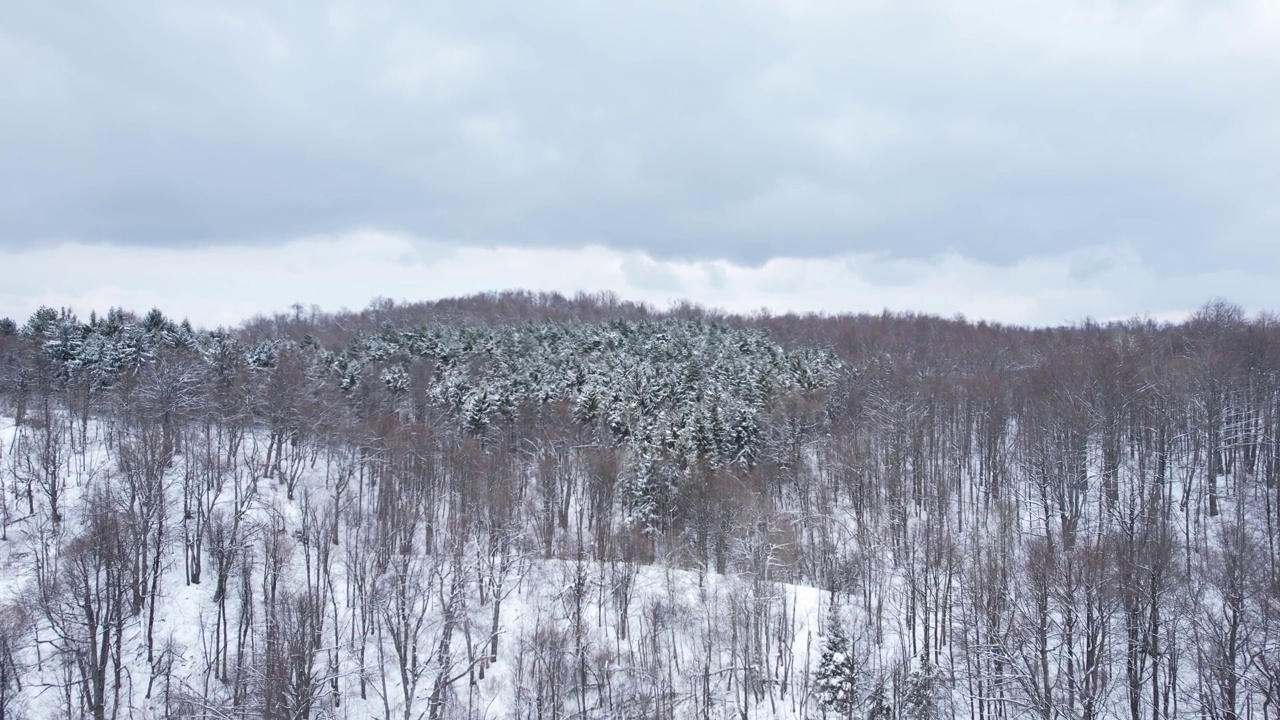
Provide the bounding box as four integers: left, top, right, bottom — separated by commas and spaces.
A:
865, 681, 893, 720
902, 655, 939, 720
816, 600, 860, 718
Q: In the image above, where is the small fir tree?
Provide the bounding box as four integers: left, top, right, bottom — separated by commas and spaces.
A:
816, 601, 860, 718
865, 681, 893, 720
902, 655, 939, 720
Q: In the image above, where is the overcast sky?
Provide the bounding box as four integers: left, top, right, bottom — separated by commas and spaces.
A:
2, 0, 1278, 328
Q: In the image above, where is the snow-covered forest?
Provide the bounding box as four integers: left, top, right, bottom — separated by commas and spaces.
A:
1, 291, 1279, 720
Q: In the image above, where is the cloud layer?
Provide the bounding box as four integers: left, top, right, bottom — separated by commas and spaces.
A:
3, 0, 1278, 278
0, 232, 1262, 329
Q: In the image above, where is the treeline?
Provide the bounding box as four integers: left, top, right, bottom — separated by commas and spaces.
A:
0, 293, 1278, 720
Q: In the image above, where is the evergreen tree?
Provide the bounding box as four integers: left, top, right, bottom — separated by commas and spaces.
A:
902, 655, 939, 720
142, 306, 170, 333
865, 681, 893, 720
816, 601, 860, 718
23, 305, 58, 336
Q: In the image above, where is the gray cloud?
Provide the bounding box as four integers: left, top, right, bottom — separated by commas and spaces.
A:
1, 0, 1277, 274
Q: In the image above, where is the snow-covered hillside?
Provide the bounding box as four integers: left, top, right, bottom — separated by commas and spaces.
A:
2, 299, 1280, 720
0, 414, 858, 720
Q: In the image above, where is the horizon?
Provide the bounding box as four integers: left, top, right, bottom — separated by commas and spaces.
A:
1, 284, 1248, 335
0, 235, 1243, 331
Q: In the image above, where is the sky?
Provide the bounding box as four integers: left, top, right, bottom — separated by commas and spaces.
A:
2, 0, 1278, 328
